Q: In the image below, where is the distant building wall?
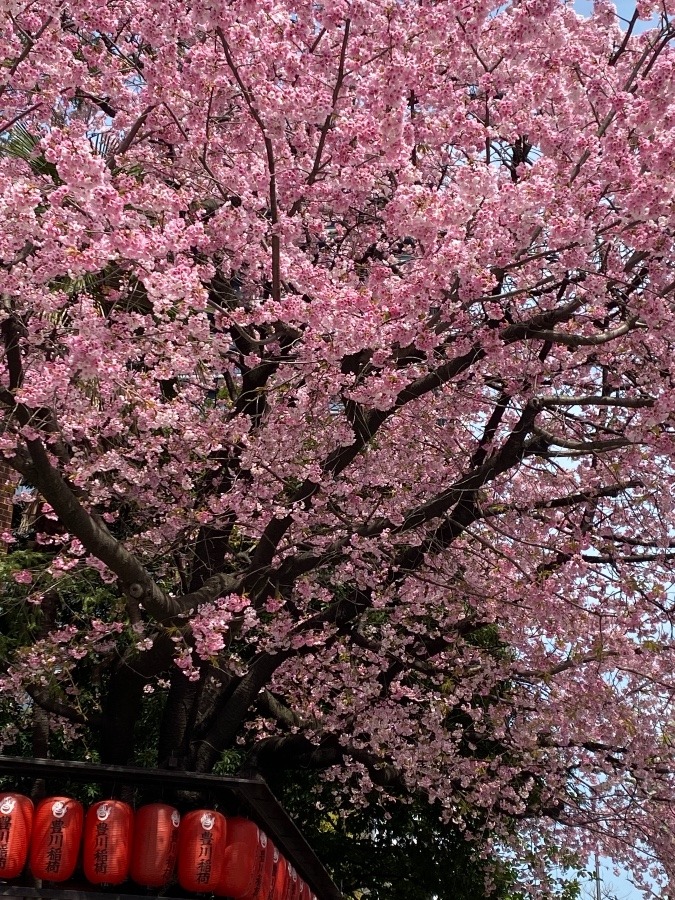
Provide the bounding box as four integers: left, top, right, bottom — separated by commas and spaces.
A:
0, 460, 16, 548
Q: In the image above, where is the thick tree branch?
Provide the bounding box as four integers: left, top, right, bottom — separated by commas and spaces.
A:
248, 343, 485, 579
242, 733, 406, 791
23, 438, 181, 622
503, 315, 640, 347
192, 651, 289, 772
26, 685, 94, 728
100, 631, 177, 765
536, 395, 654, 409
393, 403, 540, 574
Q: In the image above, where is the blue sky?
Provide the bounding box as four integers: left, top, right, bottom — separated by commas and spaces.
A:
574, 0, 660, 28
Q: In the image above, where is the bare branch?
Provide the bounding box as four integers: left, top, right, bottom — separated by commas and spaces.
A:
0, 102, 42, 136
290, 19, 351, 215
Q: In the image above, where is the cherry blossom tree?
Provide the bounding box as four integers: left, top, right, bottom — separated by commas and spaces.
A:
1, 0, 675, 891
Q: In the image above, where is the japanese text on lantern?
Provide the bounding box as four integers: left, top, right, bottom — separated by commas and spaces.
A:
93, 821, 109, 875
46, 818, 65, 874
196, 814, 214, 885
0, 814, 10, 870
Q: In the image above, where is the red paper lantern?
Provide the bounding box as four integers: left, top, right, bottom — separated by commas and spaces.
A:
83, 800, 133, 885
267, 844, 282, 900
287, 865, 300, 900
178, 809, 227, 893
0, 793, 33, 880
251, 838, 276, 900
272, 853, 292, 900
130, 803, 180, 887
217, 817, 269, 899
30, 797, 83, 882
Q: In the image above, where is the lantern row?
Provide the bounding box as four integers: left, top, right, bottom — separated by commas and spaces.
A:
0, 793, 318, 900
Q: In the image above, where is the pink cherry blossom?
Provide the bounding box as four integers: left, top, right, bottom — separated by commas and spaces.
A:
1, 0, 675, 891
